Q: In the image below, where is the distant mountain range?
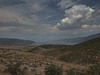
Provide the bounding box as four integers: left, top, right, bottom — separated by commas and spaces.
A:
32, 33, 100, 46
52, 33, 100, 45
0, 38, 35, 46
0, 33, 100, 46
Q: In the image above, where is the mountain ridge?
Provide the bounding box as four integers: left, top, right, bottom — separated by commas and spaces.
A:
0, 38, 35, 46
55, 33, 100, 45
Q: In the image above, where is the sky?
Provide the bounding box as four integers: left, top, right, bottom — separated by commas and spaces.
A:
0, 0, 100, 42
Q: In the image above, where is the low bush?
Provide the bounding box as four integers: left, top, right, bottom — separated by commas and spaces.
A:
44, 64, 63, 75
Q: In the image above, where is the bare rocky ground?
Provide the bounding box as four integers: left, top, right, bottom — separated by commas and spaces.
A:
0, 46, 90, 75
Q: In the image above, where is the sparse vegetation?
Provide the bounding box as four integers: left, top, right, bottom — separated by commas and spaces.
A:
28, 47, 40, 52
4, 61, 26, 75
66, 69, 86, 75
39, 44, 67, 49
66, 63, 100, 75
0, 38, 100, 75
87, 63, 100, 75
59, 38, 100, 64
44, 64, 63, 75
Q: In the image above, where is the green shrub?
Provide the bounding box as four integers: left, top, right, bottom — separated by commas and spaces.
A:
67, 70, 75, 75
66, 63, 100, 75
44, 64, 63, 75
87, 63, 100, 75
66, 69, 86, 75
4, 61, 25, 75
59, 38, 100, 64
28, 47, 40, 52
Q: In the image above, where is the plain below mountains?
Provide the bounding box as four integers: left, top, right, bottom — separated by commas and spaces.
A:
0, 38, 35, 46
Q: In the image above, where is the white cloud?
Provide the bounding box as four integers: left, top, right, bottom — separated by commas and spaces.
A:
82, 25, 90, 28
57, 0, 76, 9
82, 24, 100, 28
0, 26, 16, 31
56, 5, 94, 30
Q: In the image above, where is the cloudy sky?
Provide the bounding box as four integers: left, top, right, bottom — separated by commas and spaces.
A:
0, 0, 100, 42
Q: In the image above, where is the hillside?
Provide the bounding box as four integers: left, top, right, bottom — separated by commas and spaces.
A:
0, 38, 35, 46
39, 44, 67, 49
59, 38, 100, 64
0, 38, 100, 75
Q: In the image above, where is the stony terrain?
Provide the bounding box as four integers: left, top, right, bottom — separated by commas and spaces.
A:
0, 46, 90, 75
0, 38, 100, 75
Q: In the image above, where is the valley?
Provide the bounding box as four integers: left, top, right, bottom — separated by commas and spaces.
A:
0, 38, 100, 75
0, 46, 89, 75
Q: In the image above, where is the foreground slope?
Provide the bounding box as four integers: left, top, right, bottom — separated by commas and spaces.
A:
59, 38, 100, 64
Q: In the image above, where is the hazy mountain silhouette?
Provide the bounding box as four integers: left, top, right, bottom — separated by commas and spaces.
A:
54, 33, 100, 45
0, 38, 35, 46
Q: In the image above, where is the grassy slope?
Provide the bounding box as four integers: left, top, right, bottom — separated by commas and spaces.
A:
28, 38, 100, 64
39, 44, 67, 49
59, 38, 100, 64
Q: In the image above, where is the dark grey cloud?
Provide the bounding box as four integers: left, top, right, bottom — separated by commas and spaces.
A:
79, 0, 100, 8
0, 0, 26, 7
58, 0, 100, 9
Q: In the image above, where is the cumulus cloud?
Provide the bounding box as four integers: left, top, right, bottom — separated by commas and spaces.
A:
56, 5, 94, 30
